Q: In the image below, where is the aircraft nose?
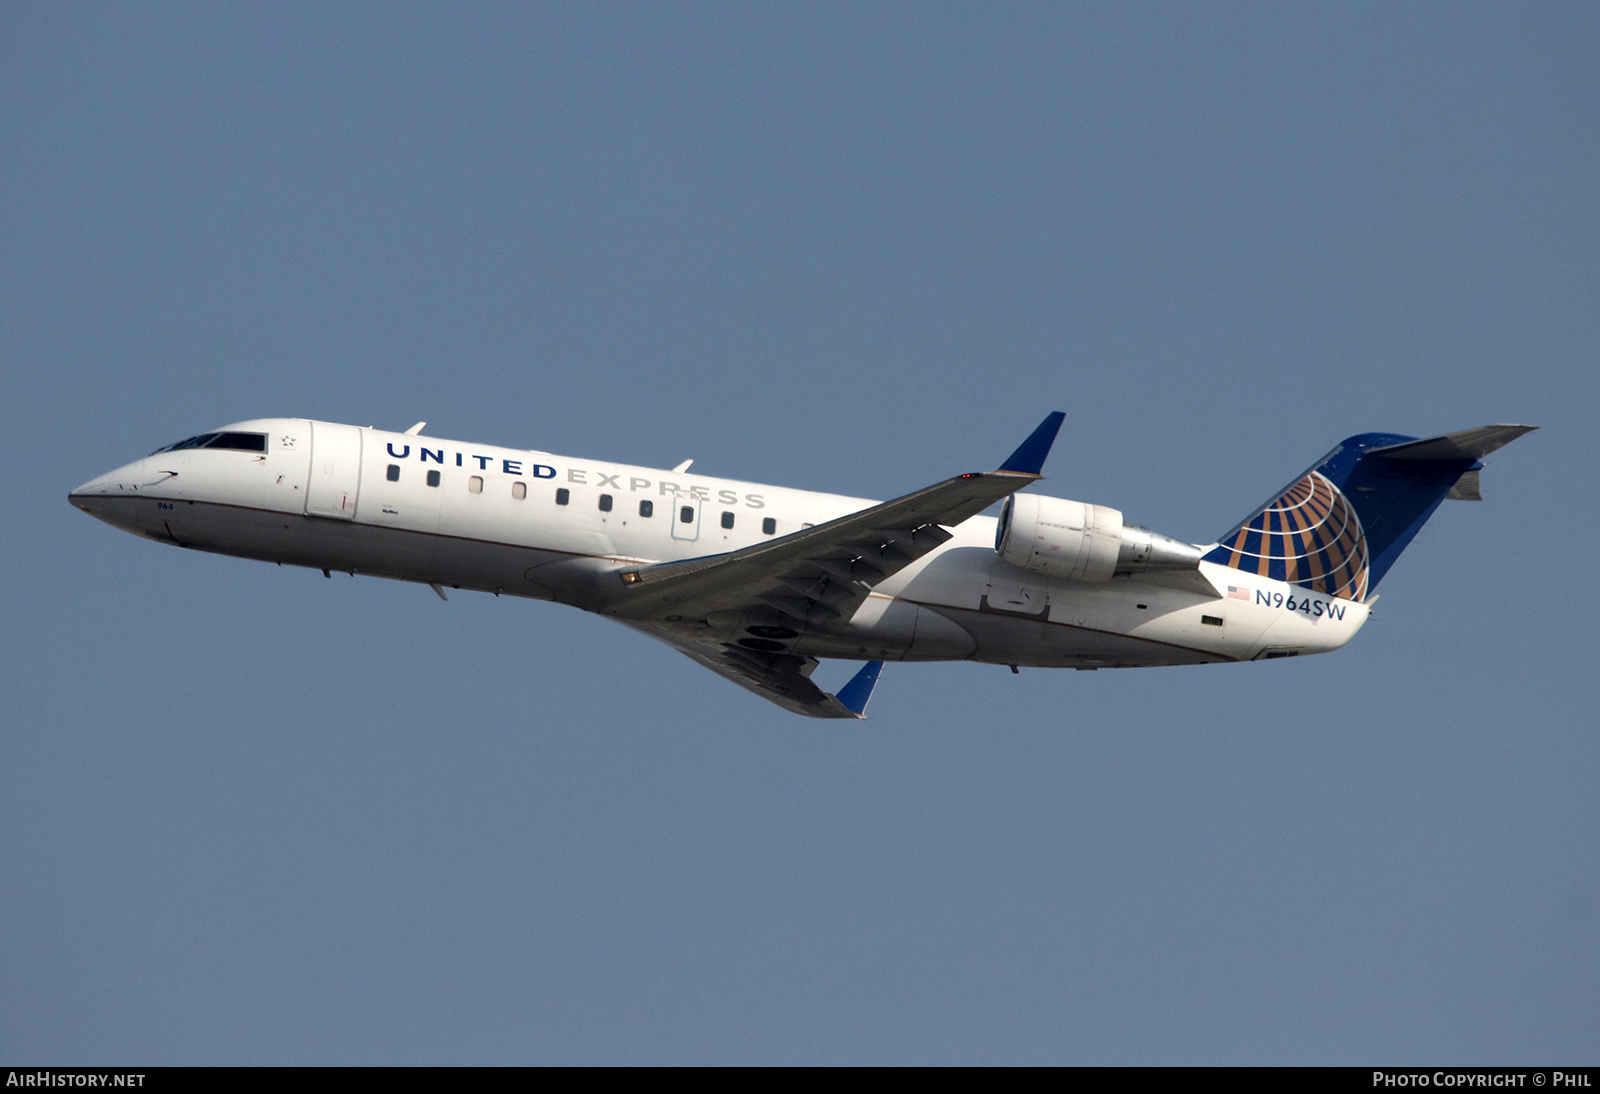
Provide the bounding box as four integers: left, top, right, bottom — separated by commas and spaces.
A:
68, 459, 147, 508
70, 472, 112, 498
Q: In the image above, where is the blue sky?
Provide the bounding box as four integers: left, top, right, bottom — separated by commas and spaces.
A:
3, 2, 1596, 1063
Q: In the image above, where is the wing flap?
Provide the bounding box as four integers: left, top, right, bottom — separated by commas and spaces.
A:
605, 470, 1036, 625
625, 622, 875, 719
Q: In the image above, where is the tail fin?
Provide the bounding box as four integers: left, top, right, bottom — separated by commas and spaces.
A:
1203, 425, 1536, 599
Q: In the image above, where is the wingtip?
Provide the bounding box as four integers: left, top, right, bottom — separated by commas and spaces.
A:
834, 660, 884, 717
998, 411, 1066, 475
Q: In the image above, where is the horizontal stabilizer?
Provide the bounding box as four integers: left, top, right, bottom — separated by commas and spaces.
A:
1446, 469, 1482, 501
1366, 424, 1537, 462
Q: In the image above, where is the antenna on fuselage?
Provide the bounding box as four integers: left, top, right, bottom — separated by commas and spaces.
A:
405, 422, 426, 435
672, 459, 693, 473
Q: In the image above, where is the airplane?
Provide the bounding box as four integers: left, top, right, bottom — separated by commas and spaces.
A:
68, 413, 1535, 719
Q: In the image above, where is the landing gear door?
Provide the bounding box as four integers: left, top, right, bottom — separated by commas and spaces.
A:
306, 421, 363, 520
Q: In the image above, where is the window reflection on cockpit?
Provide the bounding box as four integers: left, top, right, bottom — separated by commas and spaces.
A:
151, 434, 219, 454
206, 432, 267, 452
151, 432, 266, 455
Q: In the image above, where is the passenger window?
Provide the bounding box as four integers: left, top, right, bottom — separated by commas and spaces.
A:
468, 476, 483, 494
639, 500, 653, 518
386, 464, 400, 482
555, 488, 569, 506
762, 517, 776, 535
426, 470, 441, 487
512, 482, 526, 500
721, 511, 734, 529
679, 505, 695, 524
599, 494, 613, 512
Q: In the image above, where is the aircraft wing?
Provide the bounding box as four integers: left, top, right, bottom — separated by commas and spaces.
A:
624, 620, 883, 719
600, 413, 1066, 630
597, 412, 1064, 718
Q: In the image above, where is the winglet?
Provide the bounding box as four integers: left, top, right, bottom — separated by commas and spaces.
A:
833, 660, 884, 719
998, 412, 1066, 475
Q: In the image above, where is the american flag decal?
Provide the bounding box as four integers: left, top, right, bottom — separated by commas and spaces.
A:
1227, 586, 1250, 601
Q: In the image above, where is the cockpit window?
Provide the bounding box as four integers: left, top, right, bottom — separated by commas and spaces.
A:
206, 432, 267, 452
150, 431, 266, 454
152, 433, 220, 454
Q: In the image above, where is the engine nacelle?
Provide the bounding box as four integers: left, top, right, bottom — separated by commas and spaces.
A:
995, 494, 1204, 581
995, 494, 1123, 580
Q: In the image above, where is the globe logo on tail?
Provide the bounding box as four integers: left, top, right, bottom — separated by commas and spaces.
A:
1212, 471, 1369, 602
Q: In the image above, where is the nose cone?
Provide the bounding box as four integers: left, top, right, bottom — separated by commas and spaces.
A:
68, 459, 150, 525
70, 459, 145, 499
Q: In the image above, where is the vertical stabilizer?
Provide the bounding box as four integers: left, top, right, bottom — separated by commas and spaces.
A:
1203, 425, 1535, 596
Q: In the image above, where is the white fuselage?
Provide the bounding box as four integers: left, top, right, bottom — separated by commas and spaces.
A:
69, 418, 1369, 670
